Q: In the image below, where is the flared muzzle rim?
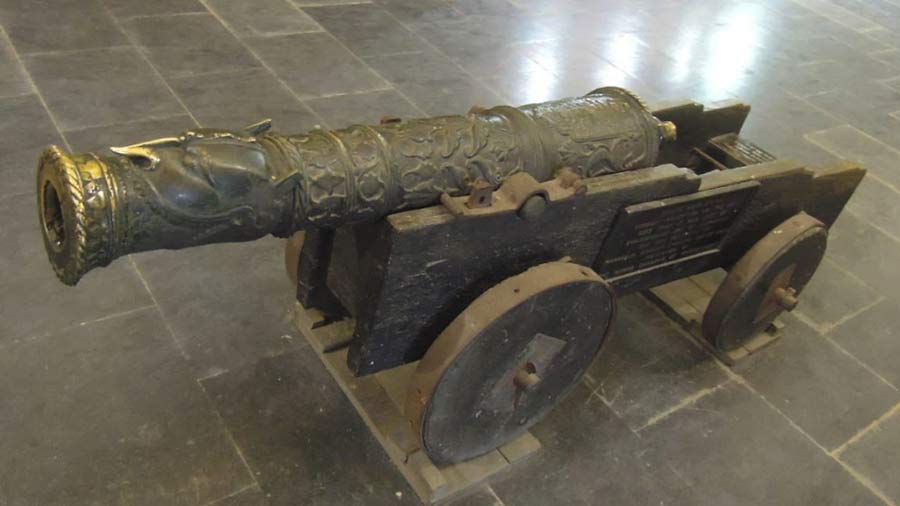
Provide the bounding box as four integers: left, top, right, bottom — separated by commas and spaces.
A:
36, 145, 117, 285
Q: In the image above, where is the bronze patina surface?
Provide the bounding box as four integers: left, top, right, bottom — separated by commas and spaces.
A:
36, 87, 673, 285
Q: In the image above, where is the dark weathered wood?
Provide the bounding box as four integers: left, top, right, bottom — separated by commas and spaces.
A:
294, 101, 865, 377
805, 161, 866, 228
702, 160, 813, 266
653, 101, 751, 168
340, 165, 699, 375
597, 181, 759, 290
296, 228, 346, 321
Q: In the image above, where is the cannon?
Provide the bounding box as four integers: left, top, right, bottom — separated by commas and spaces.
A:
35, 87, 864, 466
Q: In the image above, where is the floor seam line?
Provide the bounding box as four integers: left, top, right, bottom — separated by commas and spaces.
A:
0, 26, 73, 151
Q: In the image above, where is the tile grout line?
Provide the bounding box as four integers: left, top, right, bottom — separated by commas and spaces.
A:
824, 295, 886, 335
195, 0, 332, 126
0, 304, 157, 353
846, 207, 900, 247
792, 293, 885, 335
17, 44, 135, 58
60, 111, 195, 136
634, 380, 733, 432
831, 400, 900, 457
824, 255, 881, 295
0, 26, 73, 151
296, 0, 374, 6
127, 257, 190, 359
199, 483, 259, 506
364, 7, 517, 106
821, 325, 900, 394
286, 2, 429, 117
195, 378, 263, 490
302, 86, 399, 101
487, 484, 508, 506
100, 3, 203, 129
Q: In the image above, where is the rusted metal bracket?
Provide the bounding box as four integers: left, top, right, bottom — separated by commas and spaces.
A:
439, 169, 586, 219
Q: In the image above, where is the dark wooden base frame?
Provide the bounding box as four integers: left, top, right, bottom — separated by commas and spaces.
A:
292, 305, 541, 505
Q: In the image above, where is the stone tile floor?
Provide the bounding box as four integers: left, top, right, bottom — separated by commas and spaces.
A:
1, 0, 899, 504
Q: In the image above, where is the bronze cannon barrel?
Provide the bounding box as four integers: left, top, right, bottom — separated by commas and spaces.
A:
36, 87, 675, 285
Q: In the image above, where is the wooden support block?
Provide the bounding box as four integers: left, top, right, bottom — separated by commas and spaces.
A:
647, 273, 783, 367
293, 303, 540, 504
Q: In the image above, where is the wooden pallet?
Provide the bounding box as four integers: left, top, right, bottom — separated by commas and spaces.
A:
645, 269, 783, 365
293, 305, 541, 505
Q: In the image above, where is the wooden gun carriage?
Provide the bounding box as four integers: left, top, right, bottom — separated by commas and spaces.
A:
285, 99, 864, 473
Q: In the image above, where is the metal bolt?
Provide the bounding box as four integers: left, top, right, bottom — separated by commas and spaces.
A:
775, 287, 799, 311
513, 362, 540, 390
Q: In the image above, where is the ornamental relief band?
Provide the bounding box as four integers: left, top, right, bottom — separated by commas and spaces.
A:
36, 87, 674, 285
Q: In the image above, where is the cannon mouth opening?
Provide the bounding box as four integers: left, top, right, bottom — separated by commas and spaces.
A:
36, 145, 108, 286
41, 180, 66, 252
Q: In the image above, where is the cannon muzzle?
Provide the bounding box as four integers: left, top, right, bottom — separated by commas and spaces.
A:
37, 87, 675, 285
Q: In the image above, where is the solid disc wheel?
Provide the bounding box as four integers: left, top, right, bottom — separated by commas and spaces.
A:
702, 212, 827, 351
406, 261, 616, 465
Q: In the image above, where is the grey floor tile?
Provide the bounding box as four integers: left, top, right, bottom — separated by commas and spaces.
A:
483, 71, 568, 106
169, 68, 321, 132
0, 31, 30, 99
840, 406, 900, 503
131, 238, 303, 379
807, 124, 900, 190
292, 0, 371, 4
866, 26, 900, 48
871, 49, 900, 67
846, 176, 900, 240
373, 0, 461, 26
64, 114, 196, 154
640, 382, 883, 505
794, 257, 881, 331
23, 46, 184, 131
830, 299, 900, 388
201, 349, 420, 506
743, 90, 842, 146
304, 4, 425, 57
827, 211, 900, 299
0, 0, 126, 54
0, 309, 253, 506
101, 0, 205, 17
0, 94, 64, 198
733, 315, 899, 451
448, 0, 521, 16
490, 383, 699, 506
207, 0, 320, 38
586, 295, 728, 431
364, 49, 503, 115
121, 13, 260, 78
806, 82, 900, 151
245, 32, 389, 99
413, 14, 554, 61
305, 89, 422, 128
0, 193, 153, 343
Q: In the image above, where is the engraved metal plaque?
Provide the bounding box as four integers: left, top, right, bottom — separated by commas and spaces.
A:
597, 181, 759, 280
